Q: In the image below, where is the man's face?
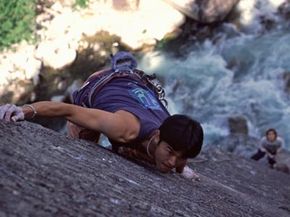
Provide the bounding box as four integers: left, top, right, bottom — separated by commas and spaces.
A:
266, 131, 276, 142
154, 141, 187, 173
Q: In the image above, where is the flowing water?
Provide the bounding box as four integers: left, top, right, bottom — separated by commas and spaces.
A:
140, 2, 290, 149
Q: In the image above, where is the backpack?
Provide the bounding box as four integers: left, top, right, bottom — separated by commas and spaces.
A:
75, 51, 167, 107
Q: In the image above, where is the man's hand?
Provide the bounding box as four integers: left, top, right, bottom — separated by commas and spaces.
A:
181, 165, 200, 181
0, 104, 24, 122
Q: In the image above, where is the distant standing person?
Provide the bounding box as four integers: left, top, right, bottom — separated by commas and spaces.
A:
251, 128, 284, 168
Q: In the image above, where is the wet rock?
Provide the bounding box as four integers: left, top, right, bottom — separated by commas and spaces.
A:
216, 134, 259, 157
259, 14, 278, 32
164, 0, 240, 23
283, 71, 290, 94
228, 115, 248, 135
279, 0, 290, 20
199, 0, 240, 23
1, 121, 290, 217
214, 116, 258, 157
234, 0, 286, 34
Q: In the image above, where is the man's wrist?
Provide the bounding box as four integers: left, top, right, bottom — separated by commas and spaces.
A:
22, 104, 37, 119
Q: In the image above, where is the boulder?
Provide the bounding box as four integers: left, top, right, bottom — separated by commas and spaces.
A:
228, 115, 249, 135
216, 134, 259, 157
283, 71, 290, 94
215, 115, 257, 156
112, 0, 140, 11
163, 0, 240, 23
1, 120, 290, 217
0, 0, 186, 103
0, 43, 41, 104
35, 40, 77, 70
279, 0, 290, 20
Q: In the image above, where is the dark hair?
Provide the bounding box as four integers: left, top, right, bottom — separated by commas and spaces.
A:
159, 114, 204, 158
266, 128, 277, 137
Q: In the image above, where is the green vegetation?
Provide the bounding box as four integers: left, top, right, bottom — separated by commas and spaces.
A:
0, 0, 36, 50
0, 0, 90, 50
75, 0, 89, 8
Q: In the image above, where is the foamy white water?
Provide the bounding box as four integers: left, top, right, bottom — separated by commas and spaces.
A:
140, 28, 290, 149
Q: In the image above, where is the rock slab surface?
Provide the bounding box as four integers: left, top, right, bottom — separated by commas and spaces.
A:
0, 121, 290, 217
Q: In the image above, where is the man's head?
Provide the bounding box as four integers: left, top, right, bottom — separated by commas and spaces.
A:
159, 114, 204, 158
266, 128, 277, 142
153, 114, 203, 173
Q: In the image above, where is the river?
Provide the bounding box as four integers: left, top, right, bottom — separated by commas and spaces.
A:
140, 19, 290, 149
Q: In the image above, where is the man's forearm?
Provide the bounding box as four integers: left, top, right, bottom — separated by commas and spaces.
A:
21, 101, 140, 143
22, 101, 70, 119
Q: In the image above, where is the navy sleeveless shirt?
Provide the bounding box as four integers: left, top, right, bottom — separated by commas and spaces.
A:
73, 76, 170, 142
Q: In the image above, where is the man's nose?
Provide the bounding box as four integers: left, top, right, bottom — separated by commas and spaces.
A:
168, 155, 177, 167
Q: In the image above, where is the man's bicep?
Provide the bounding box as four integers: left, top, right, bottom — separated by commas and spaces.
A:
66, 107, 140, 143
99, 110, 140, 143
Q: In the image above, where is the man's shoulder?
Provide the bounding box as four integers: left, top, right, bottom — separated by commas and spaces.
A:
276, 136, 284, 144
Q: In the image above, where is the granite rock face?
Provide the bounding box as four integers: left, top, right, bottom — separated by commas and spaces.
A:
0, 121, 290, 217
164, 0, 240, 23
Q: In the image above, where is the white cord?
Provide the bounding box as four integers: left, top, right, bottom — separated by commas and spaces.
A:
146, 136, 155, 158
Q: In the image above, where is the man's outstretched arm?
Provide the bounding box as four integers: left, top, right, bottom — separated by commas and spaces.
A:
1, 102, 140, 143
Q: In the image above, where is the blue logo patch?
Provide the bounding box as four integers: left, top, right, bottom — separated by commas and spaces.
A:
130, 87, 162, 110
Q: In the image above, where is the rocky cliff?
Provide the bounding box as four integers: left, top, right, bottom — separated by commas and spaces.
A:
1, 120, 290, 217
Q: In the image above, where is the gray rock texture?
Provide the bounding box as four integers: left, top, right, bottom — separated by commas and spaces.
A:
1, 120, 290, 217
163, 0, 239, 23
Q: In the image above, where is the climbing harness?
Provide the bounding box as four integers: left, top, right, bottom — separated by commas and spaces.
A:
74, 51, 167, 107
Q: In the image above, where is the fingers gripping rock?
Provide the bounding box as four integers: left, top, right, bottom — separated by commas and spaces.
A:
181, 165, 200, 181
0, 104, 24, 122
11, 108, 25, 122
4, 104, 15, 121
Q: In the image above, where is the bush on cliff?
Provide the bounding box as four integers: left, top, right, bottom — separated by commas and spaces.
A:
75, 0, 89, 8
0, 0, 35, 50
